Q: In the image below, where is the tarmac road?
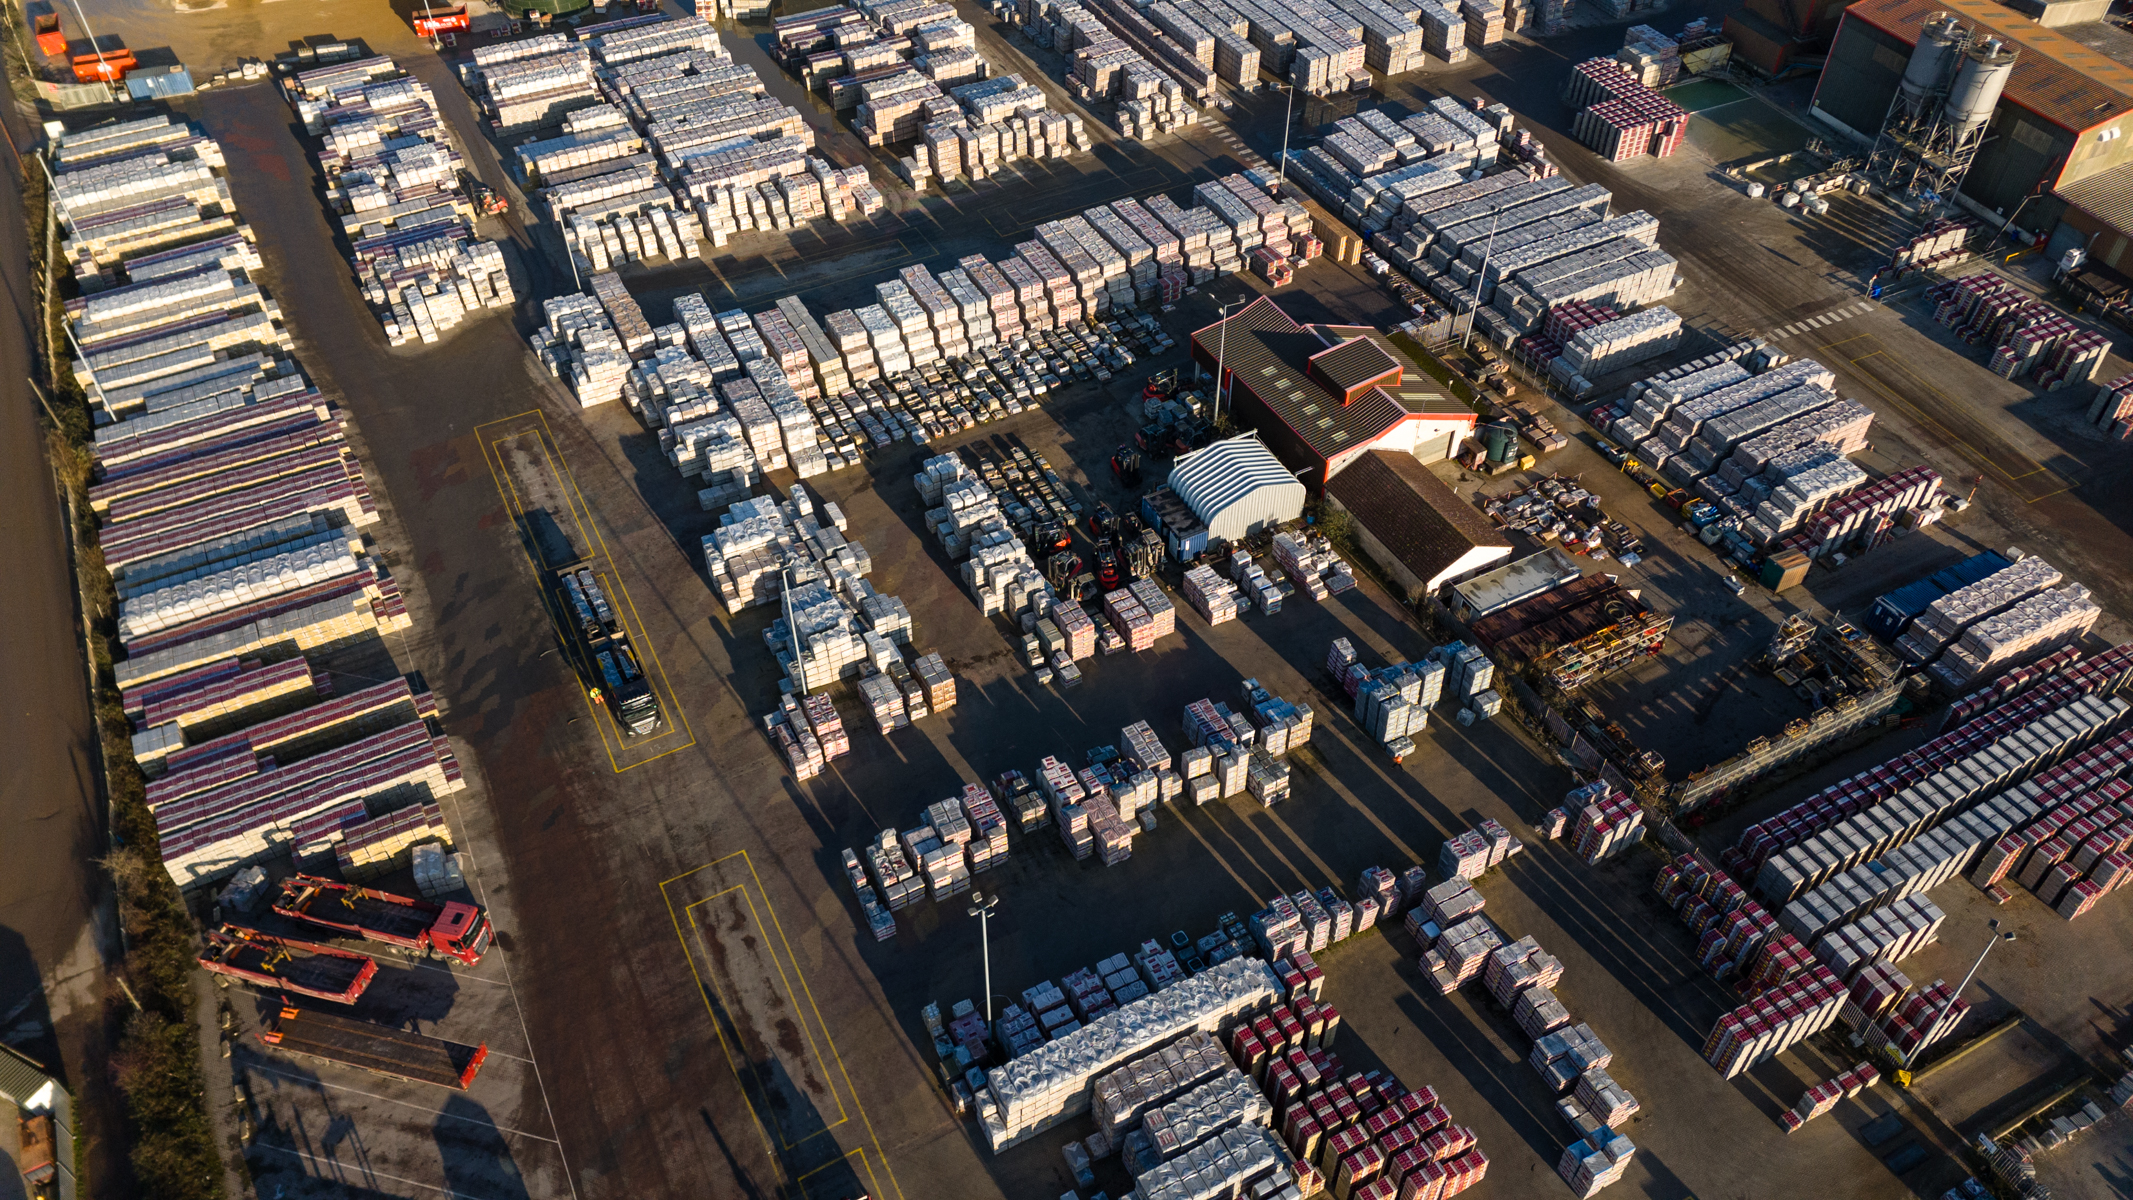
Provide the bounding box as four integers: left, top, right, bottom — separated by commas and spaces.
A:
0, 68, 124, 1198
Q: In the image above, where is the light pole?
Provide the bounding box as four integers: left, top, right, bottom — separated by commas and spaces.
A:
967, 890, 999, 1022
1908, 919, 2015, 1078
1462, 205, 1504, 352
1212, 298, 1240, 422
1276, 84, 1295, 188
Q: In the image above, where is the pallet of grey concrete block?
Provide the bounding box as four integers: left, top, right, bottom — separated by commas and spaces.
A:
52, 114, 205, 167
1425, 181, 1607, 263
1438, 205, 1606, 277
1504, 246, 1676, 331
1399, 172, 1560, 250
1563, 307, 1679, 376
978, 956, 1278, 1150
1688, 383, 1834, 463
585, 14, 723, 66
1651, 358, 1831, 447
1716, 399, 1873, 481
1478, 210, 1655, 297
1626, 358, 1750, 422
1812, 894, 1944, 981
1135, 1067, 1272, 1162
1748, 458, 1869, 533
1898, 556, 2066, 662
1930, 587, 2103, 690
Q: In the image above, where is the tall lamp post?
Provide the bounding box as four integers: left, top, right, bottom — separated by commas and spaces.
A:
1213, 298, 1241, 421
1275, 84, 1296, 188
1462, 205, 1505, 351
1904, 918, 2015, 1082
967, 890, 999, 1022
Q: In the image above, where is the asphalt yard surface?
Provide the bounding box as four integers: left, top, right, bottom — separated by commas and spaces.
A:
55, 3, 2133, 1198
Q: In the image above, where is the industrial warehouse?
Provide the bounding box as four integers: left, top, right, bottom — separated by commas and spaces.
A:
8, 1, 2133, 1200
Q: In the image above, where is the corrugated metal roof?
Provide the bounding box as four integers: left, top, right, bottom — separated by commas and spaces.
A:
1309, 337, 1401, 396
1326, 450, 1510, 592
1191, 298, 1467, 465
1167, 435, 1307, 540
2057, 160, 2133, 231
0, 1044, 74, 1200
1843, 0, 2133, 132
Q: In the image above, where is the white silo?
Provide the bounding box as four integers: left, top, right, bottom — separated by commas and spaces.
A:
1943, 36, 2018, 141
1896, 13, 1964, 123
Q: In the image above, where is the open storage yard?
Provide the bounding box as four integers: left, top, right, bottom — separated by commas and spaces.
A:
20, 2, 2133, 1200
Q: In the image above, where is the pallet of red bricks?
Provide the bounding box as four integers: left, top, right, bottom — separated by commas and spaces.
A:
1779, 1061, 1879, 1133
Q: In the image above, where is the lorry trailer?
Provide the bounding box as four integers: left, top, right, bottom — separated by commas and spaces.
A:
273, 875, 492, 965
260, 1005, 488, 1090
556, 562, 661, 736
199, 926, 378, 1004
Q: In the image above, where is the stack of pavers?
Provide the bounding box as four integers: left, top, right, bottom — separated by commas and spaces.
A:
1224, 954, 1495, 1199
1729, 649, 2133, 883
460, 33, 600, 135
1894, 554, 2074, 667
1545, 782, 1646, 864
1700, 962, 1845, 1076
1926, 584, 2103, 692
1562, 58, 1686, 161
1555, 306, 1681, 388
978, 956, 1282, 1151
1928, 272, 2113, 386
58, 109, 471, 892
782, 2, 1096, 186
53, 114, 246, 289
2086, 373, 2133, 439
1651, 851, 1781, 985
1602, 353, 1883, 545
128, 664, 458, 888
1780, 1061, 1882, 1133
285, 58, 516, 345
1748, 689, 2129, 938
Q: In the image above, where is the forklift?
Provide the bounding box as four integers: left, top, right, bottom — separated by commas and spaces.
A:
1087, 502, 1121, 541
460, 170, 508, 216
1031, 519, 1071, 555
1093, 541, 1125, 592
1110, 444, 1142, 487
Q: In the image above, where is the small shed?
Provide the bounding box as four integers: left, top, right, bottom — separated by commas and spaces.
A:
1166, 435, 1307, 543
1449, 548, 1583, 621
1325, 450, 1512, 604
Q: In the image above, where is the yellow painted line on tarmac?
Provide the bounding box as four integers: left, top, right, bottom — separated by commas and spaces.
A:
1838, 340, 2075, 501
661, 851, 906, 1200
473, 411, 696, 772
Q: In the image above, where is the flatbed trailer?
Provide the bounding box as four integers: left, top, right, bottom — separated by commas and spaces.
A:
556, 562, 661, 736
200, 926, 378, 1004
273, 875, 491, 964
260, 1006, 487, 1090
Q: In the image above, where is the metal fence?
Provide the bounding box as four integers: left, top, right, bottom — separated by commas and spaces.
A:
1671, 682, 1906, 812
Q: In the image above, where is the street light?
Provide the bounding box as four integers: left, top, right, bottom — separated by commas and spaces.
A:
1275, 84, 1296, 187
1909, 918, 2015, 1079
1461, 205, 1505, 352
1212, 298, 1242, 422
967, 890, 999, 1023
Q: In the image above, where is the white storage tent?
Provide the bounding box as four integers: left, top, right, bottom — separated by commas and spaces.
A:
1166, 435, 1307, 543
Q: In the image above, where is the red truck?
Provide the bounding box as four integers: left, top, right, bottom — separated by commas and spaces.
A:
260, 1005, 488, 1090
273, 875, 492, 965
199, 927, 378, 1004
412, 4, 470, 37
27, 4, 65, 58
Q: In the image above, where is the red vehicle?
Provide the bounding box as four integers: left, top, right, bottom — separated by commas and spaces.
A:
199, 926, 378, 1004
260, 1005, 488, 1091
71, 49, 135, 83
28, 4, 65, 58
412, 4, 470, 37
273, 875, 492, 965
